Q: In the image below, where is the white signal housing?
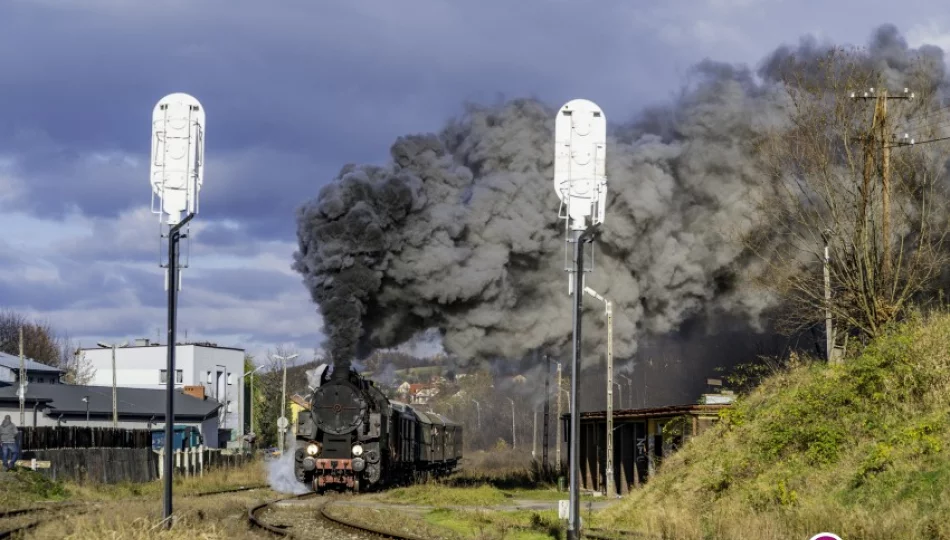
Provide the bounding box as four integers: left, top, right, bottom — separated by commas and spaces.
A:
150, 93, 205, 225
554, 99, 607, 231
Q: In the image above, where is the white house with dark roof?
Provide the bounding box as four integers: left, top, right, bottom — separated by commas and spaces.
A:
79, 340, 245, 442
0, 383, 222, 447
0, 352, 64, 385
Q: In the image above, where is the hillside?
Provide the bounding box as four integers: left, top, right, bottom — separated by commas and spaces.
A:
598, 311, 950, 540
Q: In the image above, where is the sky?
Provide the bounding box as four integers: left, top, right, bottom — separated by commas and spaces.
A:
1, 0, 948, 366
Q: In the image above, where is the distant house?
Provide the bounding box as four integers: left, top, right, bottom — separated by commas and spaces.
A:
408, 383, 439, 405
289, 394, 310, 435
0, 352, 64, 385
0, 383, 222, 447
396, 382, 411, 397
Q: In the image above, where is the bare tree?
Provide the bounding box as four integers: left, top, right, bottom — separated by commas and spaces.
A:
747, 46, 950, 344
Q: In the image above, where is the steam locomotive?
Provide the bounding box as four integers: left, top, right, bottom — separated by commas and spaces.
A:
293, 364, 462, 492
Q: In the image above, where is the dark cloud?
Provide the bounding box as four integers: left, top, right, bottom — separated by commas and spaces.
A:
0, 0, 685, 241
293, 25, 950, 371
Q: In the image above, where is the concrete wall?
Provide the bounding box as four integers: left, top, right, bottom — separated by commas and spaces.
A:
82, 345, 244, 438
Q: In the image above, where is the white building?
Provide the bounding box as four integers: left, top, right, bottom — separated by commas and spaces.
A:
79, 340, 245, 443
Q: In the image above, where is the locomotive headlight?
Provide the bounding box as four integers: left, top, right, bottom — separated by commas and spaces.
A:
351, 444, 364, 457
306, 443, 320, 456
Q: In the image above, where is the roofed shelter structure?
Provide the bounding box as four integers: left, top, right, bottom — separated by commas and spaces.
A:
563, 403, 730, 496
0, 383, 221, 447
0, 352, 64, 385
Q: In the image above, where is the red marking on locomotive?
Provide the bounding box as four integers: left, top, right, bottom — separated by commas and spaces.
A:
314, 458, 356, 488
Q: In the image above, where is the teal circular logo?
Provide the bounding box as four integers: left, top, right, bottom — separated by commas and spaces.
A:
809, 534, 842, 540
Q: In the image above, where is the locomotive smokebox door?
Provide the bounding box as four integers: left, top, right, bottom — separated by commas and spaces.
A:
312, 383, 366, 435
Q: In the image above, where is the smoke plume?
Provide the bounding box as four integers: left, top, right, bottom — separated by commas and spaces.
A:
292, 25, 948, 367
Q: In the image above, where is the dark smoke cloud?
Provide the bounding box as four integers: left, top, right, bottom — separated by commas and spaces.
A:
293, 25, 949, 369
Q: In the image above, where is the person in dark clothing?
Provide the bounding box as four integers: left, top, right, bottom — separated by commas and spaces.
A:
0, 415, 18, 471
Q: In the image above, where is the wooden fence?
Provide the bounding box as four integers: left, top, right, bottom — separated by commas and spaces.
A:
22, 446, 252, 484
157, 446, 252, 479
27, 448, 157, 483
20, 426, 153, 450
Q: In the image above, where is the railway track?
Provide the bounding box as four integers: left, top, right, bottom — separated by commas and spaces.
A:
0, 485, 268, 539
249, 492, 428, 539
0, 502, 91, 539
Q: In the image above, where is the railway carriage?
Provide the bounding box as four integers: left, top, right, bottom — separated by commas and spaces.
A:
293, 365, 462, 492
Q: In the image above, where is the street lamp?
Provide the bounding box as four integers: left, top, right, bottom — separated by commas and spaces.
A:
215, 364, 227, 430
272, 353, 298, 454
97, 341, 128, 428
241, 365, 265, 442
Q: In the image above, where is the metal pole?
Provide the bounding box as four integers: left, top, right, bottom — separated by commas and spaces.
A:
164, 211, 193, 528
112, 345, 118, 428
568, 227, 585, 540
556, 361, 562, 471
19, 327, 25, 425
280, 356, 288, 455
251, 372, 255, 435
824, 241, 833, 364
605, 300, 614, 498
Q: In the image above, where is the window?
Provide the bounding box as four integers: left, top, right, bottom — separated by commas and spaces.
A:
161, 370, 184, 384
207, 371, 212, 384
226, 400, 233, 413
227, 372, 233, 385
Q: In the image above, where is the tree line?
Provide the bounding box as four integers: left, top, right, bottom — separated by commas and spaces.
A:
0, 309, 95, 384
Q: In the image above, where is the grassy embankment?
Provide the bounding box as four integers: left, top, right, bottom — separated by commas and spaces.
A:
361, 448, 599, 539
597, 311, 950, 540
2, 459, 271, 539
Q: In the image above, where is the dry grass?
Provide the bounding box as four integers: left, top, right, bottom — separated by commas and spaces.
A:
18, 460, 272, 539
597, 311, 950, 539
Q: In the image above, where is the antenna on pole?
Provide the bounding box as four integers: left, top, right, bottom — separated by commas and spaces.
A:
554, 99, 607, 295
553, 98, 607, 540
151, 92, 205, 530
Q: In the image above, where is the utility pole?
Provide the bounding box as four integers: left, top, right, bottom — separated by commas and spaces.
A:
851, 87, 914, 277
583, 286, 614, 498
507, 397, 516, 449
822, 229, 834, 364
18, 327, 25, 425
532, 407, 537, 458
273, 353, 298, 455
542, 355, 550, 467
98, 341, 127, 428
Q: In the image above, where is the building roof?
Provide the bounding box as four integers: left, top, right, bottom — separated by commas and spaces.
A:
77, 342, 246, 353
0, 352, 64, 374
571, 403, 730, 422
290, 394, 310, 410
0, 383, 220, 420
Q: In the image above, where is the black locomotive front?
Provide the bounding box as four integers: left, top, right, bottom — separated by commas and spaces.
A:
294, 366, 388, 492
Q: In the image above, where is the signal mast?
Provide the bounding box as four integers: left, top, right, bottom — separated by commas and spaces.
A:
553, 99, 607, 540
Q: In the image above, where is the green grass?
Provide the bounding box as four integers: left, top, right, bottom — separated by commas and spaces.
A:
424, 508, 562, 539
597, 311, 950, 539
